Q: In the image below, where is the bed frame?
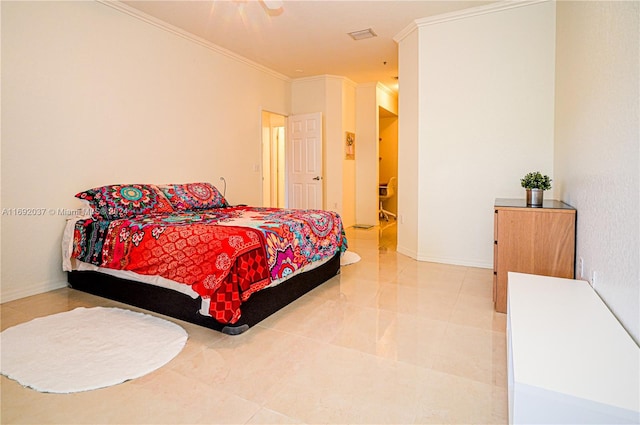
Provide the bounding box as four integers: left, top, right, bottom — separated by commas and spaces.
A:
67, 251, 340, 335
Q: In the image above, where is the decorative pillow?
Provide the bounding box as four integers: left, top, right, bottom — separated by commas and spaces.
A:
159, 182, 228, 211
75, 184, 174, 220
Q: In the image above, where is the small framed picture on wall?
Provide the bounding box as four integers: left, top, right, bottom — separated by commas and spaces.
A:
345, 132, 355, 160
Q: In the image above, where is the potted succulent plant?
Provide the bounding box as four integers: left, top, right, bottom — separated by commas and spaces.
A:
520, 171, 552, 207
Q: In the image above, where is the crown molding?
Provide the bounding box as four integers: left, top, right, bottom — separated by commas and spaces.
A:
354, 82, 397, 97
394, 0, 550, 43
97, 0, 291, 83
376, 82, 396, 97
291, 74, 357, 88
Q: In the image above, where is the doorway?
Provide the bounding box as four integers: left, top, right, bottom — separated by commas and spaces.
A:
261, 111, 286, 208
261, 111, 324, 210
378, 106, 398, 248
378, 106, 398, 218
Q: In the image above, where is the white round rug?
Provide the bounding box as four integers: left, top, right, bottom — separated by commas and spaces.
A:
0, 306, 187, 393
341, 250, 361, 266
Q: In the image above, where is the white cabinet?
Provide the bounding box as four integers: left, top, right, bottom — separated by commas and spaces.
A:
507, 272, 639, 424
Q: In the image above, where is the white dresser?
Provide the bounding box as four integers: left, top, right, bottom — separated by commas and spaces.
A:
507, 272, 639, 424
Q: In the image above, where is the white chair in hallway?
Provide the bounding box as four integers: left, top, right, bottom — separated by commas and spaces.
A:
379, 177, 397, 221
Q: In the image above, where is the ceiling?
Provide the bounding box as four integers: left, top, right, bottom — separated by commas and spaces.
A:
120, 0, 494, 91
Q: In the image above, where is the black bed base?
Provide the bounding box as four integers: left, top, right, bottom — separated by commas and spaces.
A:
67, 252, 340, 335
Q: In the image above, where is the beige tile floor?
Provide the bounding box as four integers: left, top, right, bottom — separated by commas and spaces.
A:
1, 223, 508, 424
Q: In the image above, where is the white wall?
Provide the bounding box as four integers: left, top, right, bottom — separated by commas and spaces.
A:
396, 1, 556, 267
355, 84, 379, 226
397, 29, 421, 258
554, 1, 639, 343
325, 77, 347, 215
1, 1, 290, 302
341, 80, 357, 227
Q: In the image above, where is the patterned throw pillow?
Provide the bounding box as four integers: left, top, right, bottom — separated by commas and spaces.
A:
159, 183, 228, 211
76, 184, 174, 220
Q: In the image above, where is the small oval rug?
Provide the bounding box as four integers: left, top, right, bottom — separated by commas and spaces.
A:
0, 306, 187, 393
340, 250, 361, 266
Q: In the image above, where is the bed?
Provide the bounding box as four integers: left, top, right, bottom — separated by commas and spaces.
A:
63, 182, 347, 335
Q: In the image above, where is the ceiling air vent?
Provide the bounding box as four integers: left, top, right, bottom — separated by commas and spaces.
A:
348, 28, 377, 41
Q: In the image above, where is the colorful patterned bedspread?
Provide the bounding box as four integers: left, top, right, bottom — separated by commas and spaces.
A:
71, 206, 347, 323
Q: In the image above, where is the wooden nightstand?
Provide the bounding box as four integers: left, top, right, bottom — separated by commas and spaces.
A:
493, 198, 576, 313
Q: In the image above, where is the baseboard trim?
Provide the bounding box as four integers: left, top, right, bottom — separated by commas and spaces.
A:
1, 279, 67, 304
395, 245, 491, 269
416, 255, 492, 269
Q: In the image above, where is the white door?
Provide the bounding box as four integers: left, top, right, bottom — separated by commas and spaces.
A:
287, 112, 323, 209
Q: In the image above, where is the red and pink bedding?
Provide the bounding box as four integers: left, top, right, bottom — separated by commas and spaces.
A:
66, 183, 347, 325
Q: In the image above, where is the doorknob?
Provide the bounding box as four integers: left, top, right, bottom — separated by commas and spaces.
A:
313, 176, 322, 181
